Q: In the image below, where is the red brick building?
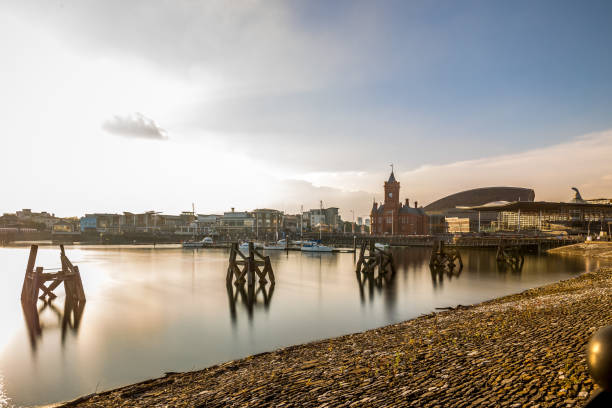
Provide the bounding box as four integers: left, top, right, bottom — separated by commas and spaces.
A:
370, 170, 429, 235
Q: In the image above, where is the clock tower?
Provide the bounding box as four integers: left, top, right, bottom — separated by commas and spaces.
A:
384, 167, 400, 210
371, 166, 429, 235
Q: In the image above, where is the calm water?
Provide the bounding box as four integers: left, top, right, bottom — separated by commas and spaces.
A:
0, 245, 605, 406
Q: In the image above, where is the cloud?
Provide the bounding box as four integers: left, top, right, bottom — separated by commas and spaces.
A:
397, 130, 612, 205
102, 113, 167, 140
7, 0, 612, 175
285, 129, 612, 212
267, 179, 374, 219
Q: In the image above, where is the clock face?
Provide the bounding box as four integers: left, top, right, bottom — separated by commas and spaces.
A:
388, 192, 392, 198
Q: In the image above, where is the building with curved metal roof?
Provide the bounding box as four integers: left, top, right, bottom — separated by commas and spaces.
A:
424, 187, 535, 233
424, 187, 535, 213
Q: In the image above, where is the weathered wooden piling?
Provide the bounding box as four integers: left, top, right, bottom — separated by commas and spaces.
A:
226, 242, 275, 321
496, 241, 524, 271
226, 242, 275, 287
429, 240, 463, 272
355, 240, 395, 283
20, 245, 86, 306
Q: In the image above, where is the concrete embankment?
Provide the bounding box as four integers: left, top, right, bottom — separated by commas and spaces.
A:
55, 269, 612, 407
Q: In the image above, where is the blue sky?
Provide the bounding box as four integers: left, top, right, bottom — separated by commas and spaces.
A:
1, 0, 612, 217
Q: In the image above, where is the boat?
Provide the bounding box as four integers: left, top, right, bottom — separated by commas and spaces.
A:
239, 241, 265, 251
263, 239, 287, 250
263, 243, 286, 250
301, 241, 333, 252
182, 237, 213, 248
375, 242, 390, 250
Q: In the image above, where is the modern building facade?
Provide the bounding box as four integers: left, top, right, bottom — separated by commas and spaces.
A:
463, 199, 612, 235
424, 187, 536, 233
370, 170, 429, 235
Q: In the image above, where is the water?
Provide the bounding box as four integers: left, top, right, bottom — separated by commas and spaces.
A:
0, 245, 604, 407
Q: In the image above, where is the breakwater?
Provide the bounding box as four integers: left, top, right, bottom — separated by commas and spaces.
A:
55, 267, 612, 407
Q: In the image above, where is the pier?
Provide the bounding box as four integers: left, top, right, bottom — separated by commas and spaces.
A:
298, 233, 581, 252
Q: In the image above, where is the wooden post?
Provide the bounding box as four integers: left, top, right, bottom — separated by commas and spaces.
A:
21, 245, 39, 303
21, 245, 86, 322
247, 242, 255, 287
227, 243, 238, 284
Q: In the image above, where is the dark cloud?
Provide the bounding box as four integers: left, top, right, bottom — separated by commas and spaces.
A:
102, 113, 167, 140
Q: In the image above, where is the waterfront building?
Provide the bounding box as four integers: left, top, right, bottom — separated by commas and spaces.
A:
15, 209, 59, 230
219, 208, 255, 239
157, 214, 184, 232
424, 187, 535, 233
308, 209, 326, 230
370, 170, 429, 235
51, 219, 78, 234
445, 217, 470, 233
79, 215, 98, 232
300, 212, 311, 232
252, 208, 283, 240
303, 207, 343, 232
80, 213, 122, 233
121, 211, 163, 233
196, 214, 220, 235
462, 198, 612, 235
323, 207, 341, 231
282, 214, 299, 234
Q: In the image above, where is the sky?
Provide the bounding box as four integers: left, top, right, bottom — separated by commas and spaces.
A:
1, 0, 612, 219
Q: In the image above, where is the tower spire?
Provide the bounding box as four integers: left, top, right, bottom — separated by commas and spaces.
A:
387, 163, 396, 183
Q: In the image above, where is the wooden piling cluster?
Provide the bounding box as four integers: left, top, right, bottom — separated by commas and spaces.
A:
226, 242, 275, 312
496, 241, 525, 271
355, 240, 395, 283
226, 242, 275, 286
429, 240, 463, 272
20, 245, 86, 306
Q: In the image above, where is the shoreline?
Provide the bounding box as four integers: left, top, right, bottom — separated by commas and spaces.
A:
51, 256, 612, 407
548, 241, 612, 259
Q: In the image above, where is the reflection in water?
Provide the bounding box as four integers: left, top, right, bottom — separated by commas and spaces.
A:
356, 270, 396, 305
0, 246, 603, 407
496, 260, 524, 274
21, 297, 85, 351
430, 266, 463, 289
226, 282, 274, 323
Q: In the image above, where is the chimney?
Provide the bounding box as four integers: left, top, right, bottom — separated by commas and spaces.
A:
231, 207, 235, 213
373, 202, 378, 210
414, 201, 418, 208
405, 198, 410, 207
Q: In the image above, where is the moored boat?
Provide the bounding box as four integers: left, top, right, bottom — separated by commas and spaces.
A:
375, 242, 390, 250
301, 241, 333, 252
182, 236, 213, 248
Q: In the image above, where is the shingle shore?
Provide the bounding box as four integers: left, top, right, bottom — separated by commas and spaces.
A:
56, 268, 612, 408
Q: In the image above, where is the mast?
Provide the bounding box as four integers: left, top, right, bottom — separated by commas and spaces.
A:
319, 200, 323, 241
192, 202, 196, 238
